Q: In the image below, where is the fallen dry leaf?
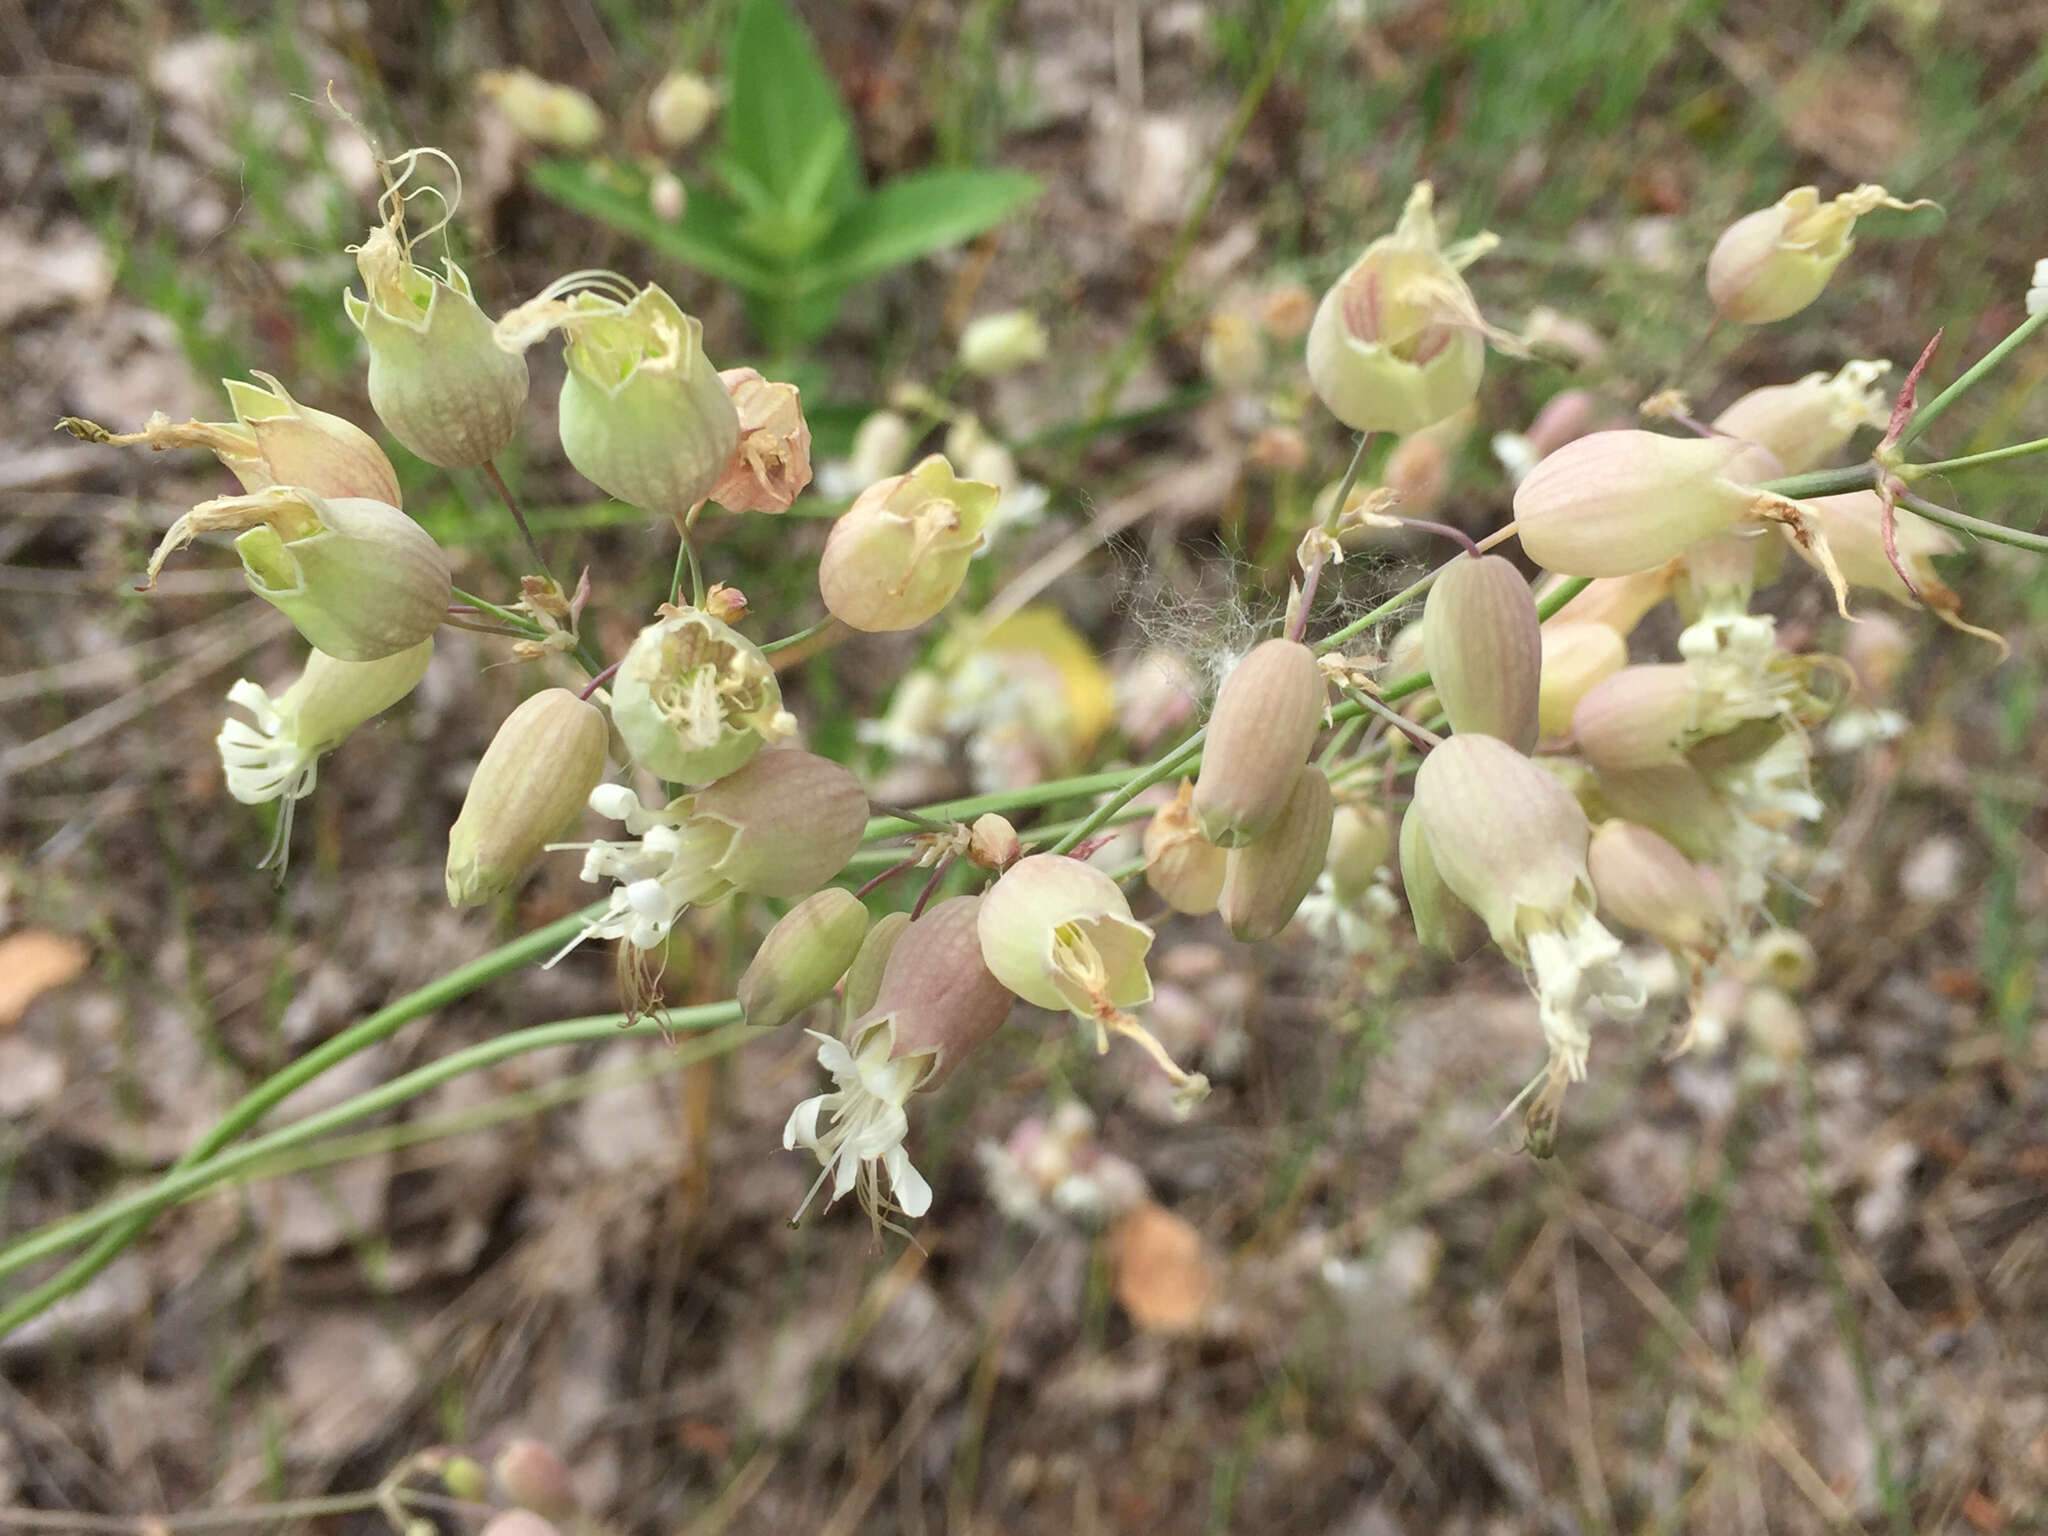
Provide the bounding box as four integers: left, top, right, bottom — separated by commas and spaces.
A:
0, 930, 89, 1029
1108, 1200, 1213, 1333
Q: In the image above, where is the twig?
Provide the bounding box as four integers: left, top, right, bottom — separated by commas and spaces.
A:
482, 458, 553, 580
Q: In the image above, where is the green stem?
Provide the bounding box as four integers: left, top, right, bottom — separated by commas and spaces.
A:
0, 1009, 743, 1302
761, 617, 836, 655
0, 908, 600, 1328
1907, 435, 2048, 476
1898, 307, 2048, 452
1047, 731, 1207, 855
861, 769, 1142, 841
1749, 464, 1881, 501
1898, 492, 2048, 554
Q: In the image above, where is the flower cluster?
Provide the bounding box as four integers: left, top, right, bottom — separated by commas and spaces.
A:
61, 121, 2031, 1231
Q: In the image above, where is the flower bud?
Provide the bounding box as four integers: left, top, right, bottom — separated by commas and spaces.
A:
1710, 360, 1889, 475
1749, 929, 1817, 993
648, 70, 720, 148
218, 641, 433, 850
1412, 735, 1588, 948
1144, 781, 1227, 915
691, 748, 867, 898
1326, 802, 1392, 904
1706, 185, 1920, 325
480, 1513, 559, 1536
843, 910, 911, 1018
1586, 819, 1725, 951
1201, 308, 1267, 390
438, 1454, 489, 1503
446, 689, 609, 906
491, 1438, 577, 1521
1539, 566, 1675, 639
705, 367, 812, 513
978, 854, 1153, 1018
608, 607, 794, 784
1537, 622, 1627, 739
1570, 664, 1699, 771
1422, 555, 1542, 752
865, 896, 1016, 1090
497, 278, 739, 519
1593, 763, 1733, 865
1219, 763, 1334, 942
958, 310, 1049, 377
477, 69, 603, 149
968, 813, 1021, 871
1307, 182, 1496, 434
1258, 281, 1315, 339
60, 372, 400, 505
1409, 734, 1644, 1076
1397, 806, 1484, 959
817, 453, 999, 632
1798, 492, 1964, 609
784, 896, 1014, 1222
846, 409, 916, 486
346, 198, 529, 469
147, 486, 449, 662
1191, 638, 1326, 846
1514, 430, 1759, 577
738, 887, 871, 1029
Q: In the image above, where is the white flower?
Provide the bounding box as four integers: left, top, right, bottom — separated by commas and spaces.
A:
217, 678, 321, 807
1523, 904, 1646, 1079
216, 678, 321, 869
547, 782, 736, 961
782, 1016, 938, 1222
2028, 258, 2048, 317
1297, 869, 1401, 955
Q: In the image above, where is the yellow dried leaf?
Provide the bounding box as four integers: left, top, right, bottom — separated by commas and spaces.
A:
0, 930, 89, 1028
1109, 1201, 1213, 1334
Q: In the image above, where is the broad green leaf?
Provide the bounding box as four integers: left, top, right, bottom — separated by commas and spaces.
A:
525, 159, 776, 294
804, 169, 1040, 292
725, 0, 864, 218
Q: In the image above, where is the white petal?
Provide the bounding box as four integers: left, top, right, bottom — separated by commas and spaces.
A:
884, 1145, 932, 1217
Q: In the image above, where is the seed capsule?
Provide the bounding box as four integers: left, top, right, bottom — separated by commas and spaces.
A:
1191, 638, 1326, 847
1710, 360, 1890, 475
60, 372, 401, 505
1586, 819, 1725, 951
1219, 764, 1335, 942
817, 454, 1000, 632
1706, 184, 1919, 325
491, 1438, 577, 1521
1307, 182, 1495, 435
1537, 622, 1627, 739
737, 887, 872, 1029
608, 608, 794, 785
706, 367, 812, 514
977, 854, 1153, 1018
445, 689, 610, 907
346, 194, 529, 469
1325, 802, 1392, 904
497, 279, 739, 519
146, 486, 450, 662
1144, 782, 1227, 915
1422, 555, 1542, 752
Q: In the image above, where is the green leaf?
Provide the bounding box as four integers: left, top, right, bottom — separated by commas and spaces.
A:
525, 159, 777, 294
725, 0, 864, 218
803, 169, 1041, 292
